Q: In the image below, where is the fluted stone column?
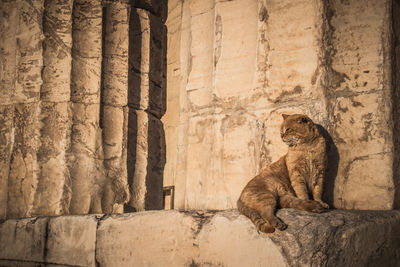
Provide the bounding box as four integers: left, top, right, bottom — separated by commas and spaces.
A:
32, 0, 73, 216
69, 0, 103, 214
0, 1, 17, 219
127, 8, 166, 211
7, 0, 44, 219
101, 0, 131, 213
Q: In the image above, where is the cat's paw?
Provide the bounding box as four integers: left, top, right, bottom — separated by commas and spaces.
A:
273, 220, 288, 231
304, 200, 325, 213
317, 201, 329, 209
258, 222, 275, 233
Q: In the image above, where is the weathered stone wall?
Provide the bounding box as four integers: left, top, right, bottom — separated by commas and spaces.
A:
163, 0, 399, 210
0, 0, 167, 219
1, 209, 400, 266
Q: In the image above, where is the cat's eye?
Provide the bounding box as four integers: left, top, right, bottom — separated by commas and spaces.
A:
285, 128, 292, 133
298, 118, 308, 124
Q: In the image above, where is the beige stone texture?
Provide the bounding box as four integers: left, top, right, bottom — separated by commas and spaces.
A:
70, 0, 102, 105
31, 0, 73, 217
69, 103, 104, 214
102, 1, 130, 107
0, 0, 168, 218
13, 0, 44, 104
101, 1, 131, 213
0, 1, 17, 105
196, 211, 286, 267
167, 0, 329, 210
33, 102, 71, 216
46, 215, 97, 267
69, 0, 104, 215
96, 211, 195, 266
164, 0, 399, 210
2, 210, 400, 266
327, 0, 394, 209
0, 217, 48, 262
7, 103, 41, 219
41, 0, 73, 103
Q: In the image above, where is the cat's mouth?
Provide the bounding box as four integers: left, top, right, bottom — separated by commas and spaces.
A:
282, 137, 298, 146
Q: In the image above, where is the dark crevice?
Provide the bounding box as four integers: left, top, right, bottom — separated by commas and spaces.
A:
99, 4, 107, 130
94, 214, 109, 267
125, 5, 140, 212
43, 218, 50, 263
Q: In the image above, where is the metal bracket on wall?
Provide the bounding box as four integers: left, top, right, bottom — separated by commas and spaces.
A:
163, 186, 175, 210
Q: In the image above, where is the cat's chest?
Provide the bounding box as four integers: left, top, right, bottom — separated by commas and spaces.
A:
287, 147, 326, 177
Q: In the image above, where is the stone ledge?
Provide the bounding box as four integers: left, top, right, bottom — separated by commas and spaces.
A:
0, 209, 399, 267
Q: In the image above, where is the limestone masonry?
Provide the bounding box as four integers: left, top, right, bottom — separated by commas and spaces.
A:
1, 0, 400, 266
163, 0, 400, 211
0, 209, 399, 266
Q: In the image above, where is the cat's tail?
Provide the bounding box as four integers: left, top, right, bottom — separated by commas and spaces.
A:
237, 198, 275, 233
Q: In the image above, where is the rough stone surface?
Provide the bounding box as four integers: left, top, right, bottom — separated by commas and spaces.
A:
101, 0, 131, 214
0, 217, 48, 263
46, 215, 98, 267
0, 0, 168, 219
1, 209, 400, 266
326, 0, 395, 210
164, 0, 400, 211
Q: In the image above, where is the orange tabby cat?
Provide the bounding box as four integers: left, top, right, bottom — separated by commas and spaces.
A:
237, 114, 329, 233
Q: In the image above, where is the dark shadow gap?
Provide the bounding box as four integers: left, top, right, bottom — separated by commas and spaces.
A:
317, 124, 339, 208
125, 6, 141, 213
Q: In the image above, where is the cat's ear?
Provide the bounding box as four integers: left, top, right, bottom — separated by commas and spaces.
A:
282, 114, 290, 120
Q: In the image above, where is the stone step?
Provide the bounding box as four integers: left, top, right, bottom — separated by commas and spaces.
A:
0, 209, 399, 267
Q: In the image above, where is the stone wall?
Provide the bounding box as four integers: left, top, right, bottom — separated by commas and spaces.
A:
163, 0, 400, 210
0, 0, 167, 219
1, 209, 400, 266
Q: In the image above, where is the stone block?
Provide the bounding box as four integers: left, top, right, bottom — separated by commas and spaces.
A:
96, 210, 194, 266
1, 210, 400, 266
213, 0, 258, 100
13, 0, 44, 104
46, 215, 98, 267
330, 0, 389, 93
0, 217, 48, 262
196, 211, 286, 267
330, 93, 394, 209
263, 0, 322, 104
185, 113, 266, 210
41, 0, 73, 103
185, 0, 214, 109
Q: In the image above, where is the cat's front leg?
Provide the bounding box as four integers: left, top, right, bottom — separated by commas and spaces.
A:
289, 171, 309, 200
312, 173, 329, 209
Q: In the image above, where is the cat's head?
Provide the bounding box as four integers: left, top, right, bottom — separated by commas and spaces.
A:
280, 114, 318, 146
